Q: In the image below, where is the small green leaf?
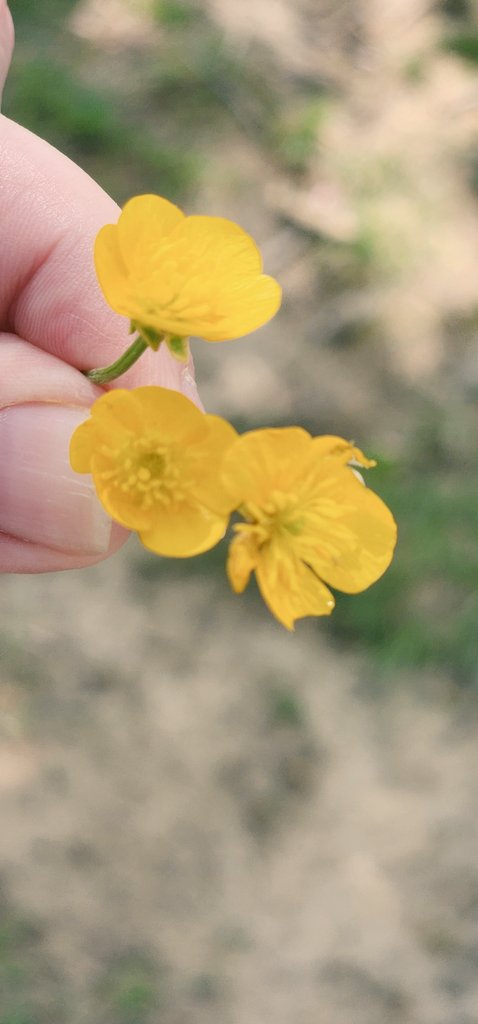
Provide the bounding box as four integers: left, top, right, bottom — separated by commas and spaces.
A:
135, 323, 164, 351
166, 334, 190, 361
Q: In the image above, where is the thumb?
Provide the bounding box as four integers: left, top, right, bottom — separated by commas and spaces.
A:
0, 337, 128, 573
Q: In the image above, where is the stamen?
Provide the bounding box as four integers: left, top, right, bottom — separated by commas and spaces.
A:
96, 432, 192, 511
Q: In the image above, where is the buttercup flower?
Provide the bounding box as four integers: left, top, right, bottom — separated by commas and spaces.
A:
70, 387, 237, 557
222, 429, 397, 630
94, 194, 282, 360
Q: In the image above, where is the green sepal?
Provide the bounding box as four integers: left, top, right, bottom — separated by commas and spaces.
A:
166, 334, 190, 362
132, 321, 164, 351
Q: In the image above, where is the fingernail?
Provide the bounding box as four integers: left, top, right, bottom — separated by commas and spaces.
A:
0, 404, 112, 555
181, 363, 203, 410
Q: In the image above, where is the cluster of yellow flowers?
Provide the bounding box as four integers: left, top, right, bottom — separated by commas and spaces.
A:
71, 195, 396, 629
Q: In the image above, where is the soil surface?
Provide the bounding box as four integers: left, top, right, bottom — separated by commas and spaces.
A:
1, 550, 478, 1024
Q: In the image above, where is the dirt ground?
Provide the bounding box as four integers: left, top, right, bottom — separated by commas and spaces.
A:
1, 1, 478, 1021
2, 549, 478, 1024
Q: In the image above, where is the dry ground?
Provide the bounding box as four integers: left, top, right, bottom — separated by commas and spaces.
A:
1, 548, 478, 1023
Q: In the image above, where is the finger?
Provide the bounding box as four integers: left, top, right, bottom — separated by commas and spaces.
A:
0, 333, 200, 571
0, 529, 126, 574
0, 47, 199, 573
0, 2, 14, 104
0, 334, 200, 571
0, 335, 128, 572
0, 115, 201, 403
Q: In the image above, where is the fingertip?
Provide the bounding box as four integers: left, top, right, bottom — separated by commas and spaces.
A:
0, 522, 130, 574
0, 404, 112, 557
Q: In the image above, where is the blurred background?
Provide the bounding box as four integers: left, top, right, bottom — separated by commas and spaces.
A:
1, 0, 478, 1020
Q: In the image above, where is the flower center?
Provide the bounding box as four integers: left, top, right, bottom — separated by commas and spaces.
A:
241, 490, 304, 544
100, 434, 187, 510
138, 451, 167, 479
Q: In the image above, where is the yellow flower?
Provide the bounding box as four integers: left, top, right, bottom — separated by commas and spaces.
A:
70, 387, 237, 557
94, 194, 282, 359
223, 429, 397, 630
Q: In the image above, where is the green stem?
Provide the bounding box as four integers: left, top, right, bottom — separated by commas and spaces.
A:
84, 336, 149, 385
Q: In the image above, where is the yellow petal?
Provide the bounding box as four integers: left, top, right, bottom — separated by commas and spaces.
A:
174, 215, 264, 275
311, 436, 376, 468
69, 419, 97, 472
188, 414, 238, 515
94, 223, 128, 310
90, 473, 154, 532
198, 275, 282, 341
256, 544, 335, 630
302, 476, 397, 593
129, 274, 281, 343
221, 427, 312, 506
130, 385, 207, 443
139, 502, 227, 558
70, 391, 147, 473
117, 194, 184, 271
227, 531, 260, 594
90, 388, 145, 439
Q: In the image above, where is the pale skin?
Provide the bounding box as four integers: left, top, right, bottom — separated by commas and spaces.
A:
0, 1, 200, 572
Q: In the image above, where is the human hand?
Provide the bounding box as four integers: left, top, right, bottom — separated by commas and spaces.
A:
0, 1, 200, 572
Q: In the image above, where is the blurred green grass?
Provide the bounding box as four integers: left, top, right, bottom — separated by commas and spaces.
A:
441, 28, 478, 62
7, 58, 199, 199
97, 952, 166, 1024
3, 0, 201, 202
332, 463, 478, 687
0, 891, 170, 1024
0, 897, 63, 1024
